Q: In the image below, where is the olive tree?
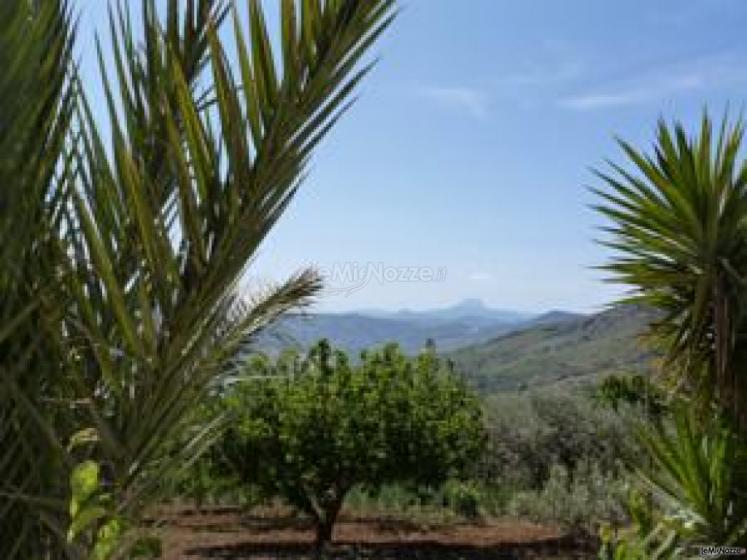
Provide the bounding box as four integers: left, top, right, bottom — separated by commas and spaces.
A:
219, 340, 485, 547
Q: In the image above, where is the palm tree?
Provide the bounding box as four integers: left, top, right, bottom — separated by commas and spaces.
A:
0, 0, 395, 557
594, 114, 747, 429
595, 114, 747, 557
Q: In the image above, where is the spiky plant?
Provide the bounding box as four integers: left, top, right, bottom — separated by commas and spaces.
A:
636, 408, 747, 549
594, 114, 747, 428
600, 408, 747, 559
0, 1, 78, 556
0, 0, 395, 557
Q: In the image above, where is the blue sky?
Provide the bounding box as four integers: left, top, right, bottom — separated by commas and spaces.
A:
77, 1, 747, 314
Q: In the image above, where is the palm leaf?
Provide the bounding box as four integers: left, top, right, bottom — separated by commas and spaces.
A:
0, 0, 77, 557
1, 0, 395, 556
633, 408, 747, 548
595, 114, 747, 424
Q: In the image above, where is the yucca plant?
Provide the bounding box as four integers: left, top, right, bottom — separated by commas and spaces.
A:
0, 0, 395, 557
594, 114, 747, 428
595, 114, 747, 556
600, 408, 747, 559
636, 408, 747, 548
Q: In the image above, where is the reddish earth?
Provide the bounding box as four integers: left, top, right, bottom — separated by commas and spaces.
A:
158, 507, 594, 559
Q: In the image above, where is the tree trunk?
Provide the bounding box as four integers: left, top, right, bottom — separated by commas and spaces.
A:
315, 517, 335, 549
313, 493, 345, 550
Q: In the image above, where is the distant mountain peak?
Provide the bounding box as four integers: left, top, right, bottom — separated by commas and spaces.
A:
530, 310, 585, 326
452, 298, 487, 310
380, 299, 533, 325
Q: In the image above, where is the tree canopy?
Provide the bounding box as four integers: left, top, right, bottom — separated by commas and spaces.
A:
218, 340, 486, 546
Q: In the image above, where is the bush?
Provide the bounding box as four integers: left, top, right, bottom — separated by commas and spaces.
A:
481, 388, 640, 492
442, 480, 482, 520
506, 461, 627, 531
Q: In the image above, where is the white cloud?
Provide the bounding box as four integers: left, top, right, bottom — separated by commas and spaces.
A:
560, 90, 648, 110
558, 53, 743, 111
560, 74, 705, 110
501, 41, 585, 87
417, 86, 489, 118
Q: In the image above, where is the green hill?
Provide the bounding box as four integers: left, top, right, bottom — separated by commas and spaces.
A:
252, 300, 533, 356
448, 305, 658, 393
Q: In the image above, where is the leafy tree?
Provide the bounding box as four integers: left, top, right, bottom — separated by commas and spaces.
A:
484, 390, 638, 491
0, 0, 395, 557
219, 340, 485, 547
596, 374, 668, 418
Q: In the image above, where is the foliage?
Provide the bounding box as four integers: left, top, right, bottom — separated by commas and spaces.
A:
0, 1, 76, 556
169, 455, 247, 510
596, 374, 668, 418
601, 408, 747, 558
507, 461, 627, 531
472, 387, 652, 530
598, 491, 678, 559
594, 114, 747, 428
483, 388, 639, 490
595, 113, 747, 558
342, 480, 493, 523
639, 408, 747, 548
218, 340, 486, 546
442, 480, 482, 520
0, 0, 395, 557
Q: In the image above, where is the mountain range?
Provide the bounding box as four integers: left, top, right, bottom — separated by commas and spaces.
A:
251, 299, 657, 394
358, 298, 533, 325
254, 299, 538, 355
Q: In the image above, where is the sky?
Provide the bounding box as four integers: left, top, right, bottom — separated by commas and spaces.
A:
76, 0, 747, 314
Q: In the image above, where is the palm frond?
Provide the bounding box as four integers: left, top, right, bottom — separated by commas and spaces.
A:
1, 0, 395, 556
0, 0, 77, 557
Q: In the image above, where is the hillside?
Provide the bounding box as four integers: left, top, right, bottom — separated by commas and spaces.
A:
252, 301, 532, 356
448, 305, 658, 393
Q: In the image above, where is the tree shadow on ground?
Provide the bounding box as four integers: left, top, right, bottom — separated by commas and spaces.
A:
188, 535, 592, 559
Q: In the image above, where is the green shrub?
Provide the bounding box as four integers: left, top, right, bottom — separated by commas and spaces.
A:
507, 461, 627, 530
482, 388, 640, 491
442, 480, 483, 520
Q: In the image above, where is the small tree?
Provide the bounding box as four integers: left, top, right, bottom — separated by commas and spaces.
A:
219, 340, 485, 547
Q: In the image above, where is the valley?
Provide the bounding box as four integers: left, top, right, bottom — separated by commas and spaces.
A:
252, 300, 656, 394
